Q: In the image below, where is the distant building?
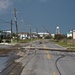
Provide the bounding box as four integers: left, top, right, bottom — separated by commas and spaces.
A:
0, 30, 11, 39
38, 32, 49, 38
67, 31, 72, 38
18, 32, 38, 40
3, 31, 11, 37
73, 30, 75, 39
18, 32, 28, 40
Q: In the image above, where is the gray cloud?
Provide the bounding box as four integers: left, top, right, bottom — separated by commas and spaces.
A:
0, 0, 12, 11
0, 0, 49, 11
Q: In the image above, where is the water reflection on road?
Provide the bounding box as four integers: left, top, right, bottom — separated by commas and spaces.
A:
0, 57, 9, 72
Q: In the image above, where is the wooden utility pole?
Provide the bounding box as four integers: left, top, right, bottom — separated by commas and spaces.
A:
36, 28, 38, 39
29, 25, 31, 40
10, 20, 13, 41
14, 8, 18, 42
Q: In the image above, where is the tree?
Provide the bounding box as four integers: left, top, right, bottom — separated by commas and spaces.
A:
44, 35, 52, 39
54, 34, 66, 41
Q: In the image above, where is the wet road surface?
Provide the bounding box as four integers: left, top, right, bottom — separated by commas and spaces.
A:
0, 41, 75, 75
21, 42, 75, 75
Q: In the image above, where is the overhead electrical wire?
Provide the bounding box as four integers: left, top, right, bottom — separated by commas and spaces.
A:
0, 19, 10, 24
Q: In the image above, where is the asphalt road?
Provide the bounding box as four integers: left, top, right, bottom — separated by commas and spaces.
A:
21, 42, 75, 75
0, 41, 75, 75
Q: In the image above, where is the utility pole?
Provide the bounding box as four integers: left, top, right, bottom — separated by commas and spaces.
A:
14, 8, 18, 42
10, 20, 13, 42
29, 25, 32, 46
36, 28, 38, 39
29, 25, 31, 40
21, 17, 24, 40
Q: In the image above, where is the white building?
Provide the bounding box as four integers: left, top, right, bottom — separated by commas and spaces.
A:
18, 32, 38, 40
38, 32, 49, 38
18, 32, 28, 40
67, 31, 72, 38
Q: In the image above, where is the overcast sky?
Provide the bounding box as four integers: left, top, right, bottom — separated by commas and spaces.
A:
0, 0, 75, 34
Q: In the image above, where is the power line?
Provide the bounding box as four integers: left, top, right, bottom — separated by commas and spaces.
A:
42, 25, 51, 36
17, 10, 25, 31
0, 19, 10, 24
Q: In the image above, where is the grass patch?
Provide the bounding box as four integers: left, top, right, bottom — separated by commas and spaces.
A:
18, 38, 39, 43
56, 42, 68, 47
52, 39, 75, 50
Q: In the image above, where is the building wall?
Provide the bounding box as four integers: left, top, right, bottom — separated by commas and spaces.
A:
67, 31, 72, 38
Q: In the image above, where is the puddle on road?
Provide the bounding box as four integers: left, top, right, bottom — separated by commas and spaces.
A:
0, 51, 18, 72
0, 50, 24, 73
0, 57, 9, 72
